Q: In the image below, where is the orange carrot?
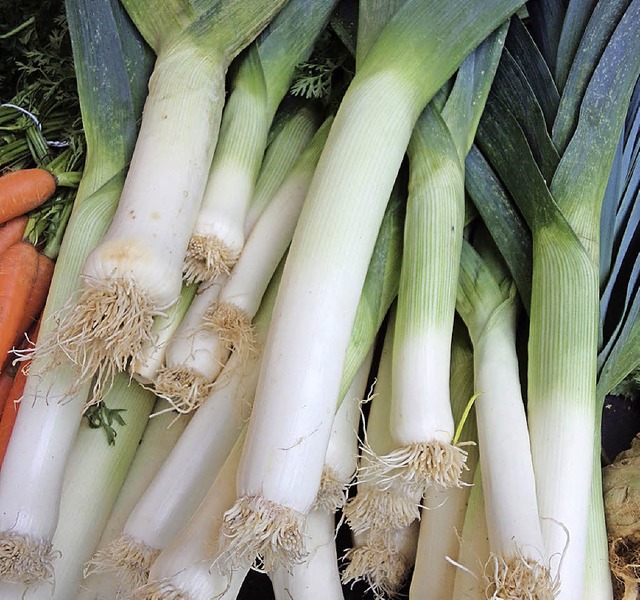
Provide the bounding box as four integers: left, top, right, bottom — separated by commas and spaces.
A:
0, 366, 26, 468
0, 373, 13, 416
0, 322, 39, 468
0, 168, 57, 224
0, 242, 39, 366
13, 253, 55, 348
0, 215, 28, 257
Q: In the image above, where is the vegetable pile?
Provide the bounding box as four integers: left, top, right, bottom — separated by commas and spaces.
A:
0, 0, 639, 599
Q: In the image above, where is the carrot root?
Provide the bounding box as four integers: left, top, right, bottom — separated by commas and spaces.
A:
0, 242, 39, 366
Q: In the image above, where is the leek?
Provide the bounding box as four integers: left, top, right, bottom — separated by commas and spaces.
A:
456, 236, 554, 597
183, 0, 339, 282
409, 322, 479, 600
380, 27, 507, 494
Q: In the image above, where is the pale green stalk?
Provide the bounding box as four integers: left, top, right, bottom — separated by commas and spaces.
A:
245, 102, 321, 231
80, 399, 190, 600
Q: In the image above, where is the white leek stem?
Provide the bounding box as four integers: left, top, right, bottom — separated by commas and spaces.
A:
216, 0, 523, 569
133, 432, 248, 600
185, 48, 269, 282
154, 275, 229, 413
131, 285, 197, 385
342, 521, 419, 597
472, 296, 553, 596
270, 508, 344, 600
206, 118, 332, 355
185, 0, 338, 283
0, 362, 88, 585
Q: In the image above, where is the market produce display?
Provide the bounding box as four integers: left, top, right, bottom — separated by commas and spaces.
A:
0, 0, 639, 599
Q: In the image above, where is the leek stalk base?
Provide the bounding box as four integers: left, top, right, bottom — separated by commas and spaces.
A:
342, 539, 412, 598
483, 553, 557, 600
41, 277, 158, 405
343, 486, 420, 536
0, 533, 56, 585
218, 495, 306, 572
86, 534, 160, 595
362, 440, 468, 495
183, 234, 240, 285
313, 466, 349, 514
204, 302, 256, 358
153, 366, 218, 414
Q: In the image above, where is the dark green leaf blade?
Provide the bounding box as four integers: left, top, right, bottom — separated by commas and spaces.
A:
465, 144, 533, 311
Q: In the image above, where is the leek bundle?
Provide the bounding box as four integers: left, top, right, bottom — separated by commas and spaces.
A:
43, 0, 288, 398
470, 4, 640, 596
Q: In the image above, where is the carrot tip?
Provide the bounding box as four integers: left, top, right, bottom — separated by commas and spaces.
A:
0, 531, 58, 585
